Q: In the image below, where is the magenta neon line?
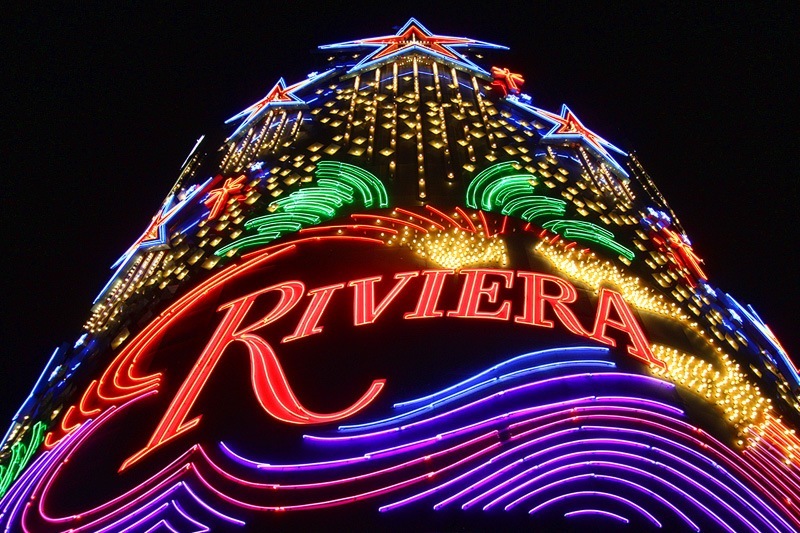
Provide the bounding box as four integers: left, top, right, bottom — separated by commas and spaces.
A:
224, 427, 498, 472
193, 440, 505, 512
214, 400, 708, 512
179, 481, 246, 525
537, 461, 705, 531
144, 519, 179, 533
593, 413, 790, 507
26, 396, 226, 533
745, 447, 800, 499
529, 490, 661, 528
595, 473, 704, 532
1, 440, 64, 532
564, 509, 630, 523
485, 449, 649, 510
205, 432, 498, 490
226, 401, 658, 480
591, 424, 795, 530
2, 417, 94, 517
584, 425, 784, 532
434, 460, 522, 510
385, 436, 635, 512
116, 502, 170, 533
307, 373, 677, 442
305, 398, 683, 471
751, 440, 800, 491
409, 425, 648, 510
468, 445, 734, 532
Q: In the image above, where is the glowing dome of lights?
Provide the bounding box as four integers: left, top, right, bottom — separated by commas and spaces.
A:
1, 18, 799, 532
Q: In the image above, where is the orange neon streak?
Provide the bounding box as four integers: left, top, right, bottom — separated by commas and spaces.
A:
455, 206, 477, 233
394, 208, 446, 230
350, 272, 420, 326
78, 381, 102, 416
425, 205, 467, 231
350, 214, 429, 234
478, 210, 493, 238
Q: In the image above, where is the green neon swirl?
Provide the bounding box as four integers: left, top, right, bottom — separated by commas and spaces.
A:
542, 220, 635, 260
502, 196, 567, 221
466, 160, 520, 209
0, 421, 45, 497
216, 160, 390, 256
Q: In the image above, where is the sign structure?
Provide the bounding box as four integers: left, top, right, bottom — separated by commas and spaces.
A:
2, 18, 799, 532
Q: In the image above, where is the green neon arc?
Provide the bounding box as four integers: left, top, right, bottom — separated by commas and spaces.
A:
466, 160, 635, 262
466, 160, 520, 209
482, 175, 536, 211
216, 161, 389, 257
316, 160, 389, 208
244, 212, 320, 230
543, 220, 636, 260
502, 196, 567, 221
0, 421, 45, 497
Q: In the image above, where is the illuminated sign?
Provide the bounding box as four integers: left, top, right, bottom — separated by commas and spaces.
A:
2, 17, 799, 533
122, 265, 662, 469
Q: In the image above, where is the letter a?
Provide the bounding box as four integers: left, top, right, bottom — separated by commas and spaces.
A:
589, 287, 665, 368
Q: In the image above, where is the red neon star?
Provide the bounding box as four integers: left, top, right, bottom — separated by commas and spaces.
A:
224, 73, 328, 140
243, 80, 302, 114
320, 18, 507, 77
360, 22, 472, 62
491, 67, 525, 96
204, 175, 247, 220
539, 107, 614, 152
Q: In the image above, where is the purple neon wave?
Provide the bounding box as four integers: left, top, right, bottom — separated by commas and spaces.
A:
0, 393, 245, 533
304, 372, 678, 442
565, 508, 630, 523
339, 356, 616, 431
212, 362, 794, 530
6, 350, 799, 531
529, 490, 661, 527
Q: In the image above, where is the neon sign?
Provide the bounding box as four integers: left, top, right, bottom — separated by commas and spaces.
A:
122, 266, 662, 470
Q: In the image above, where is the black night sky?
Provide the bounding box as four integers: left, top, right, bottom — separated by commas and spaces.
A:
1, 3, 798, 429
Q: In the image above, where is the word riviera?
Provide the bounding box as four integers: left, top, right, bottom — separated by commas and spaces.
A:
122, 268, 663, 470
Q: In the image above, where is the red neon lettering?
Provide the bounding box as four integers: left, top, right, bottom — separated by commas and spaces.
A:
404, 269, 453, 319
589, 287, 665, 368
515, 272, 589, 336
448, 269, 513, 320
122, 280, 384, 470
282, 283, 345, 342
349, 272, 419, 326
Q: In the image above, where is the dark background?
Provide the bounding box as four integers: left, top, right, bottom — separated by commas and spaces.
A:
1, 2, 798, 427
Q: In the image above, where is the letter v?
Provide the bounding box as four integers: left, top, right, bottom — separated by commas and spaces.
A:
349, 272, 420, 326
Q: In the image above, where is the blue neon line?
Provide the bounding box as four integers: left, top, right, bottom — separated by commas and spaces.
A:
0, 347, 60, 450
394, 346, 610, 408
338, 358, 616, 432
